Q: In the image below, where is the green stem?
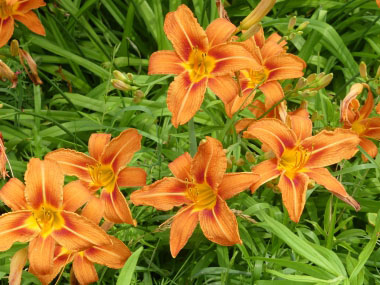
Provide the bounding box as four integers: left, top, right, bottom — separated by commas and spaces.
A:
326, 196, 337, 250
188, 118, 197, 157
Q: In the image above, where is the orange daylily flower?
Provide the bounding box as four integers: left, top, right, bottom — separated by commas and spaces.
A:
225, 27, 306, 117
0, 0, 46, 47
340, 83, 380, 161
131, 137, 258, 257
243, 118, 360, 222
45, 129, 147, 225
0, 159, 111, 277
148, 4, 259, 127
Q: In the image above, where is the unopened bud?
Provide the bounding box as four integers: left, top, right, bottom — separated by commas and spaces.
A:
113, 70, 128, 81
359, 61, 368, 80
227, 158, 232, 169
0, 60, 17, 88
306, 73, 317, 83
230, 155, 236, 162
239, 0, 276, 31
10, 40, 19, 57
236, 158, 245, 166
376, 65, 380, 79
245, 151, 256, 163
283, 83, 293, 92
126, 73, 133, 82
134, 90, 144, 98
199, 139, 207, 145
111, 79, 131, 91
296, 21, 309, 31
288, 16, 297, 31
240, 23, 262, 41
318, 73, 333, 89
295, 77, 307, 89
288, 33, 296, 40
376, 86, 380, 96
132, 97, 142, 104
296, 31, 303, 36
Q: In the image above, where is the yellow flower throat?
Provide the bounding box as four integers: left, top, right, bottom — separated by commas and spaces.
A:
88, 163, 116, 191
185, 181, 216, 211
278, 146, 311, 179
184, 47, 216, 83
32, 205, 64, 237
0, 0, 18, 18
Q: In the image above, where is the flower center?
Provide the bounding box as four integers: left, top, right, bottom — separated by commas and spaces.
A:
88, 163, 115, 190
0, 0, 18, 18
242, 68, 269, 89
351, 120, 367, 136
185, 182, 217, 211
33, 205, 64, 237
278, 146, 311, 179
184, 47, 216, 83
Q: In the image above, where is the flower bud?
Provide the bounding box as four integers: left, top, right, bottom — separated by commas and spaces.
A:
245, 151, 256, 163
113, 70, 128, 81
239, 0, 276, 31
18, 49, 42, 85
111, 79, 131, 91
134, 90, 144, 98
126, 73, 134, 82
376, 65, 380, 79
240, 23, 262, 41
359, 61, 368, 80
10, 40, 19, 57
0, 60, 17, 88
236, 158, 245, 166
306, 73, 317, 83
288, 16, 297, 31
296, 21, 309, 31
318, 73, 333, 89
227, 158, 232, 169
295, 77, 307, 89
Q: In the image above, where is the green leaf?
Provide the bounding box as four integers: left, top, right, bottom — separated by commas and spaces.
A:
117, 246, 143, 285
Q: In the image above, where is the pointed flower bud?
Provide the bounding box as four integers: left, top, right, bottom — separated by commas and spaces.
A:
240, 23, 262, 41
296, 21, 309, 31
359, 61, 368, 80
288, 16, 297, 31
0, 60, 17, 88
10, 40, 19, 57
113, 70, 128, 82
111, 79, 132, 91
18, 49, 43, 85
239, 0, 276, 31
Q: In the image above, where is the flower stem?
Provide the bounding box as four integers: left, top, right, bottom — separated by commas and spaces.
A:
188, 118, 197, 157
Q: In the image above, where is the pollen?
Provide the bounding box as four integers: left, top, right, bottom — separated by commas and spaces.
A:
185, 182, 217, 211
351, 120, 367, 136
88, 163, 116, 191
278, 146, 311, 179
183, 47, 216, 83
0, 0, 19, 19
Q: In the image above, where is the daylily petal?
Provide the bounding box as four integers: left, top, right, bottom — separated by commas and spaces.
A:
199, 196, 241, 245
206, 18, 236, 47
243, 118, 297, 158
163, 4, 208, 61
88, 133, 111, 161
167, 72, 207, 127
362, 118, 380, 139
260, 35, 286, 59
73, 254, 98, 285
209, 43, 259, 76
259, 81, 284, 111
24, 158, 63, 209
28, 235, 55, 275
302, 128, 360, 168
289, 116, 313, 141
45, 149, 97, 182
208, 75, 239, 106
81, 196, 104, 225
250, 158, 281, 193
265, 54, 305, 81
101, 186, 136, 225
100, 128, 142, 174
0, 211, 37, 251
130, 177, 189, 211
0, 178, 27, 211
191, 137, 227, 189
359, 138, 378, 161
168, 152, 192, 180
62, 180, 91, 212
85, 235, 131, 269
225, 88, 255, 118
9, 247, 28, 285
0, 18, 14, 48
14, 11, 45, 36
340, 83, 363, 123
253, 26, 265, 48
18, 0, 46, 13
306, 168, 360, 211
278, 172, 309, 223
170, 205, 199, 258
218, 173, 258, 200
52, 211, 110, 251
117, 167, 147, 187
148, 51, 185, 75
359, 84, 373, 119
235, 118, 256, 133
